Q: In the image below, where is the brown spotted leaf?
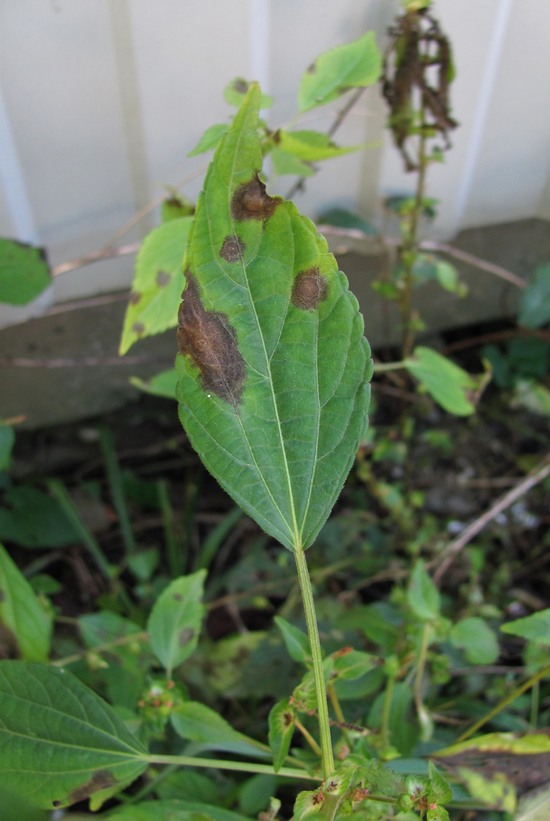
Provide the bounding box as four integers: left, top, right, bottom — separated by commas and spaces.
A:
146, 571, 206, 678
119, 216, 193, 355
0, 661, 148, 810
176, 83, 372, 552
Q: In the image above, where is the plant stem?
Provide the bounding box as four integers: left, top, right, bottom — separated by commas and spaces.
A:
294, 544, 335, 779
456, 664, 550, 743
147, 753, 317, 782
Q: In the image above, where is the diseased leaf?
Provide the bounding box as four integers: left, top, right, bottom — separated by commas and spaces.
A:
119, 217, 193, 355
147, 571, 206, 676
224, 77, 272, 109
176, 84, 372, 552
405, 346, 477, 416
298, 32, 381, 112
271, 147, 315, 178
268, 699, 296, 772
0, 661, 147, 810
0, 544, 52, 661
0, 238, 50, 305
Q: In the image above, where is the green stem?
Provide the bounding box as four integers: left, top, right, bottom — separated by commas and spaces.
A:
457, 664, 550, 743
147, 753, 317, 782
294, 545, 335, 779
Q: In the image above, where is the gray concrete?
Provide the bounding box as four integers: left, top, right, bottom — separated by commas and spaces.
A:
0, 218, 547, 428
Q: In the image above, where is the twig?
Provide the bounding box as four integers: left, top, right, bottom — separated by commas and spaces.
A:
316, 226, 527, 290
433, 453, 550, 583
51, 242, 139, 278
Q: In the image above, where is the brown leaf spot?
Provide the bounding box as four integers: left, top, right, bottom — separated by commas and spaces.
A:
283, 710, 293, 727
232, 77, 250, 94
177, 273, 246, 405
129, 290, 141, 305
66, 770, 116, 806
220, 235, 245, 262
173, 593, 183, 601
179, 628, 195, 647
131, 321, 146, 337
231, 174, 280, 221
291, 268, 328, 310
306, 61, 317, 74
156, 270, 171, 287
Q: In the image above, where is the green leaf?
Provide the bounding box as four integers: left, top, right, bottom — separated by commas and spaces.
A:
171, 701, 265, 758
0, 544, 52, 661
147, 571, 206, 675
501, 609, 550, 645
427, 761, 453, 804
0, 238, 50, 305
450, 617, 499, 665
268, 698, 296, 771
224, 77, 272, 109
298, 32, 381, 112
518, 264, 550, 328
270, 147, 315, 178
0, 423, 15, 471
0, 661, 148, 809
405, 346, 477, 416
130, 368, 179, 399
516, 782, 550, 821
277, 130, 363, 161
407, 560, 440, 622
176, 83, 372, 552
189, 124, 229, 157
0, 485, 84, 548
274, 615, 310, 663
109, 799, 251, 821
119, 217, 193, 355
161, 194, 195, 221
316, 207, 378, 236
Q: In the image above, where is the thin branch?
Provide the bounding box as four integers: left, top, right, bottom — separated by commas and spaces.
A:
316, 225, 527, 290
51, 242, 139, 278
433, 453, 550, 583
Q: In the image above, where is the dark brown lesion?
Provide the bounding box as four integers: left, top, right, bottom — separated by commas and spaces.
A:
177, 272, 246, 405
131, 321, 146, 337
67, 770, 116, 806
231, 174, 280, 221
129, 290, 141, 305
291, 267, 328, 310
220, 235, 246, 262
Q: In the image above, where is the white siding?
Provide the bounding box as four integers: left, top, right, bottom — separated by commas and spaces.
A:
1, 0, 549, 326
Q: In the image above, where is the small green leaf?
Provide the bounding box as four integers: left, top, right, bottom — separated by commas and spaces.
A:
405, 346, 477, 416
274, 616, 310, 663
331, 648, 376, 680
0, 424, 15, 471
316, 207, 378, 236
147, 571, 206, 676
0, 544, 52, 661
0, 238, 50, 305
171, 701, 265, 758
108, 798, 248, 821
0, 485, 85, 548
427, 761, 453, 804
501, 609, 550, 645
130, 368, 179, 399
119, 217, 193, 355
299, 32, 381, 112
407, 560, 440, 622
270, 147, 315, 178
0, 661, 148, 809
268, 699, 296, 772
189, 123, 229, 157
518, 264, 550, 328
450, 617, 499, 665
277, 130, 363, 161
161, 194, 195, 221
176, 83, 372, 552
